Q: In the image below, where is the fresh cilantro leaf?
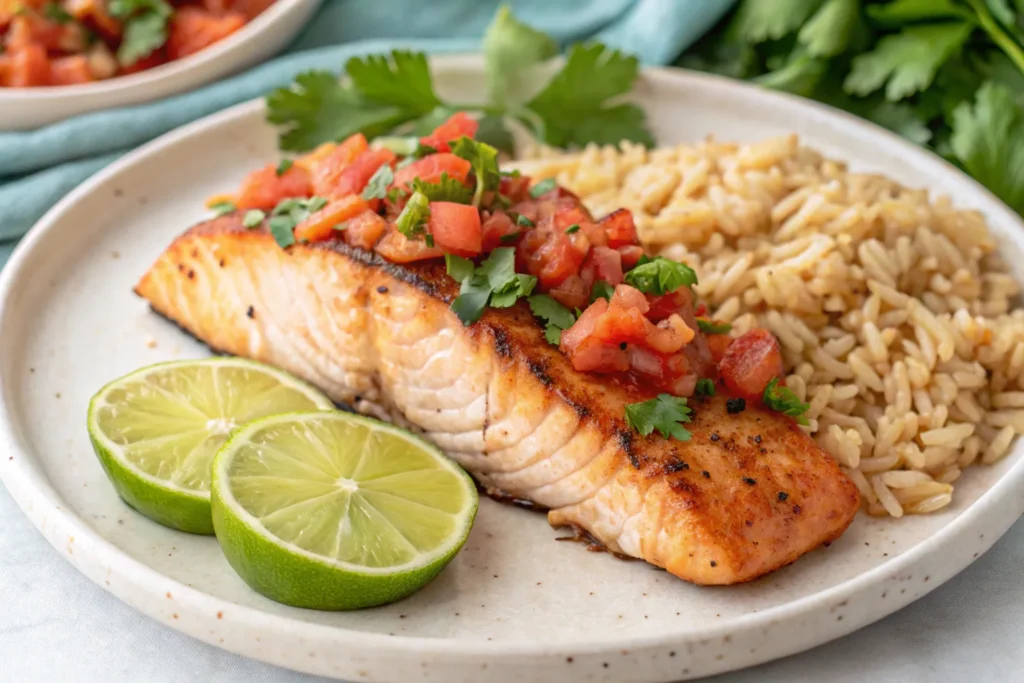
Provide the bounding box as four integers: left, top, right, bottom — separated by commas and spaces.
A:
516, 214, 535, 228
412, 172, 473, 204
361, 165, 395, 200
844, 22, 973, 101
695, 378, 716, 397
268, 215, 296, 249
345, 50, 441, 116
425, 234, 436, 247
117, 11, 169, 67
451, 136, 501, 206
985, 0, 1019, 28
450, 248, 534, 325
798, 0, 861, 58
395, 191, 431, 238
697, 319, 732, 334
527, 294, 576, 345
242, 210, 266, 228
866, 0, 970, 24
525, 43, 653, 148
483, 4, 558, 108
731, 0, 826, 43
753, 53, 829, 97
863, 100, 934, 145
591, 280, 615, 302
210, 201, 236, 217
266, 71, 412, 152
490, 274, 537, 307
474, 115, 516, 155
624, 256, 698, 295
43, 2, 73, 23
275, 159, 293, 176
529, 178, 556, 198
763, 378, 810, 425
564, 224, 580, 234
950, 81, 1024, 214
445, 254, 475, 283
625, 394, 694, 441
499, 233, 521, 244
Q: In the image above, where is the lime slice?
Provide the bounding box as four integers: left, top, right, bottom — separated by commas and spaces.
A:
210, 411, 478, 610
87, 358, 334, 534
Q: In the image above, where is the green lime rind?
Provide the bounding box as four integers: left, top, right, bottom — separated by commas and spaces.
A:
87, 358, 334, 535
211, 411, 478, 611
89, 429, 215, 534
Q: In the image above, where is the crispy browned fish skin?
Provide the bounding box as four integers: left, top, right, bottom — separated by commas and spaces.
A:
135, 215, 859, 585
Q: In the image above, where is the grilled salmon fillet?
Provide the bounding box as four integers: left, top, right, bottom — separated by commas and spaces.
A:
135, 215, 860, 585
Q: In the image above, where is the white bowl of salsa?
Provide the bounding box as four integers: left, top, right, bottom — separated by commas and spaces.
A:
0, 0, 319, 130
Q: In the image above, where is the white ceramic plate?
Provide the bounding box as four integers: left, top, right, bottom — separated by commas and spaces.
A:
1, 56, 1023, 683
0, 0, 320, 131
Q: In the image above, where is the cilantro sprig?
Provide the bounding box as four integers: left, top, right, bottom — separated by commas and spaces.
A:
625, 394, 694, 441
697, 319, 732, 335
763, 378, 810, 425
680, 0, 1024, 218
446, 249, 537, 325
412, 173, 474, 204
527, 294, 577, 345
266, 7, 652, 154
107, 0, 173, 68
266, 196, 328, 248
623, 256, 698, 296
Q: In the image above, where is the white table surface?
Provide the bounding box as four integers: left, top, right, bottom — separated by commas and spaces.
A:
2, 480, 1021, 683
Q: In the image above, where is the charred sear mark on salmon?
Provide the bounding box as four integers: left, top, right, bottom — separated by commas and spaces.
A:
313, 240, 446, 299
664, 458, 689, 473
144, 305, 231, 357
491, 327, 512, 358
616, 429, 640, 468
527, 359, 553, 387
482, 484, 548, 512
562, 395, 591, 419
245, 306, 255, 319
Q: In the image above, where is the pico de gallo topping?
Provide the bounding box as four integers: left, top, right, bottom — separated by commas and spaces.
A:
0, 0, 272, 87
210, 113, 809, 437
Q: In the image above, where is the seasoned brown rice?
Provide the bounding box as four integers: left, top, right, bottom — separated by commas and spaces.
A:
518, 135, 1023, 518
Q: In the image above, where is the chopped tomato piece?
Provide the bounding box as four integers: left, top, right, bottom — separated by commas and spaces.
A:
518, 228, 587, 289
549, 275, 590, 310
706, 333, 732, 363
120, 49, 167, 75
374, 227, 444, 263
311, 134, 368, 196
0, 55, 11, 87
645, 314, 694, 354
480, 211, 520, 252
294, 195, 369, 243
167, 8, 246, 61
5, 14, 63, 51
428, 202, 482, 257
499, 174, 532, 203
560, 299, 629, 373
420, 111, 478, 153
646, 288, 694, 323
618, 245, 644, 269
236, 163, 313, 211
6, 45, 50, 87
66, 0, 121, 38
392, 153, 471, 189
344, 210, 388, 251
600, 208, 640, 247
49, 56, 94, 85
581, 247, 624, 287
331, 147, 396, 198
718, 329, 784, 400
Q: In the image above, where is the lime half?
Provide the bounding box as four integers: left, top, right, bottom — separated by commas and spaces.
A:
88, 358, 334, 534
210, 411, 478, 610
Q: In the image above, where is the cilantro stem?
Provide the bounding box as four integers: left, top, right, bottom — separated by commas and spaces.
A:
966, 0, 1024, 76
445, 103, 505, 116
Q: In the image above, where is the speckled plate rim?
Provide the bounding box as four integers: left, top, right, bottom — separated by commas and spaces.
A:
1, 56, 1023, 682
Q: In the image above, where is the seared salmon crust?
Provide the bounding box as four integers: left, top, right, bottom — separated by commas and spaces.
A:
135, 214, 860, 585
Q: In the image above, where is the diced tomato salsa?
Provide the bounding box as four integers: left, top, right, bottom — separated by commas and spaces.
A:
0, 0, 270, 87
212, 113, 794, 407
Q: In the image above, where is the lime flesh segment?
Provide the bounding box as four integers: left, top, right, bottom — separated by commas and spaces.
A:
211, 411, 478, 610
88, 358, 334, 534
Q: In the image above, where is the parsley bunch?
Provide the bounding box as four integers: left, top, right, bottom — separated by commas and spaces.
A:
680, 0, 1024, 216
266, 6, 653, 155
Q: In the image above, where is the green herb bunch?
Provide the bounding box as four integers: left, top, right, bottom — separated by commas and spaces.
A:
680, 0, 1024, 216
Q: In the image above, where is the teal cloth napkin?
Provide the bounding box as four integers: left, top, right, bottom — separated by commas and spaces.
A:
0, 0, 735, 264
